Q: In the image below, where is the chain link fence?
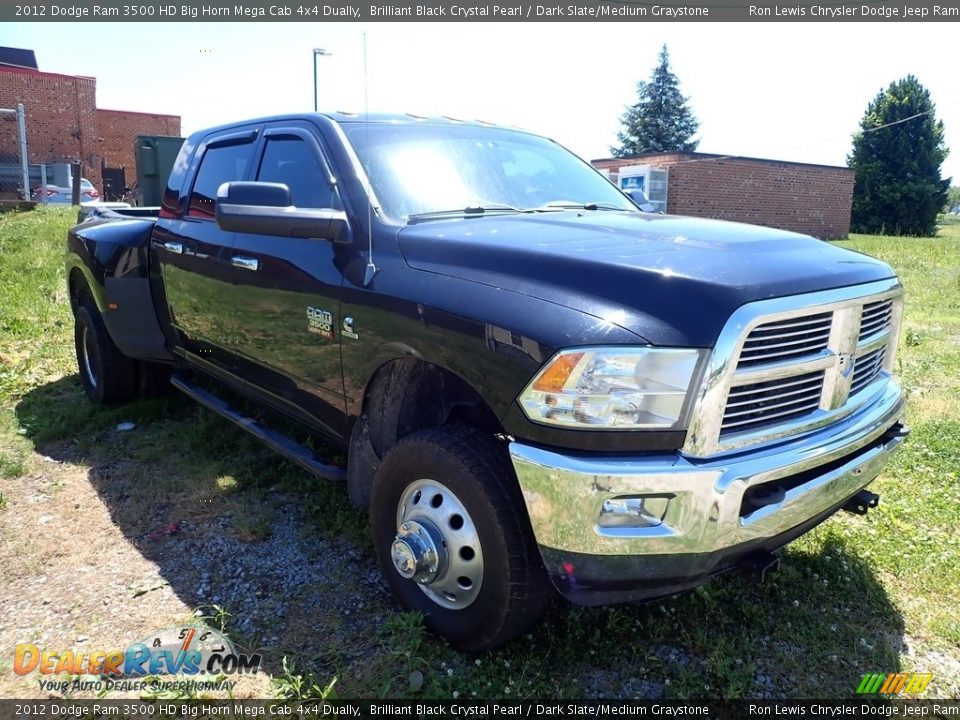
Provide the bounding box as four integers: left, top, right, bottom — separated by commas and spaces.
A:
1, 103, 82, 204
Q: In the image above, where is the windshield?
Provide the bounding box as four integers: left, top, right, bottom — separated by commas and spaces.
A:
343, 123, 632, 222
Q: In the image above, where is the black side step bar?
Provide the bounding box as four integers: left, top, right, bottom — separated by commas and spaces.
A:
171, 374, 347, 482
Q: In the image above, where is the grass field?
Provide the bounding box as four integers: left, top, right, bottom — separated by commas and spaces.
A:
0, 206, 958, 700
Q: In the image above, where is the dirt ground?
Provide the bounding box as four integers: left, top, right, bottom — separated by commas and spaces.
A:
0, 423, 395, 700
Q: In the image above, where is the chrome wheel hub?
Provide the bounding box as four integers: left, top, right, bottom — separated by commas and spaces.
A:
394, 479, 484, 610
391, 520, 440, 582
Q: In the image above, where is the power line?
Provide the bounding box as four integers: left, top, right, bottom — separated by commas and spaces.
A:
863, 110, 934, 133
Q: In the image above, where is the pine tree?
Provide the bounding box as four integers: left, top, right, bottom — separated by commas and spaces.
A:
849, 75, 950, 237
612, 45, 699, 157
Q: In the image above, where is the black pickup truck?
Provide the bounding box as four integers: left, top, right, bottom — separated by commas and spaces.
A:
66, 113, 908, 651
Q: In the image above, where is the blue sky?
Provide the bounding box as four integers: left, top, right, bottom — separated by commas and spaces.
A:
6, 22, 959, 183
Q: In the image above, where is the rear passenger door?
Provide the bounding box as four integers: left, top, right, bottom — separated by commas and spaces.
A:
227, 124, 348, 440
152, 129, 257, 372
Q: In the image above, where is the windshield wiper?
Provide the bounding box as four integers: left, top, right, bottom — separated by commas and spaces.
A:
527, 201, 629, 212
407, 204, 527, 223
407, 201, 629, 223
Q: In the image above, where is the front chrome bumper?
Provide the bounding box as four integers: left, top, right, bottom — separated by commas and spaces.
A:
509, 381, 906, 605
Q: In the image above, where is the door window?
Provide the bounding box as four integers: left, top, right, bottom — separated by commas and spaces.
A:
188, 140, 255, 218
256, 137, 341, 209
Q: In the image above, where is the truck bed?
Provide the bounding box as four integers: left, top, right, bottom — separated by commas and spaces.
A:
78, 204, 160, 223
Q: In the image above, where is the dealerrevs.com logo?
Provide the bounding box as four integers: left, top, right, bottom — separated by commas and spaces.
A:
14, 626, 261, 693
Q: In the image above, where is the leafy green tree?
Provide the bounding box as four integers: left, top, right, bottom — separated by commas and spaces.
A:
612, 45, 699, 157
849, 75, 950, 236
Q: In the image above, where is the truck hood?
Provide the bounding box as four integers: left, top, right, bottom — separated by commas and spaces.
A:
397, 212, 896, 347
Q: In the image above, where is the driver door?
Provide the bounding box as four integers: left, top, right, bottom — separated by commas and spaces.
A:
227, 124, 348, 441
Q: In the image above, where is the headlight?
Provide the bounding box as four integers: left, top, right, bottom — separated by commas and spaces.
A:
518, 347, 704, 430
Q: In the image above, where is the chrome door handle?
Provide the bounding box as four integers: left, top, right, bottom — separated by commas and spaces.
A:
163, 241, 183, 254
232, 256, 260, 271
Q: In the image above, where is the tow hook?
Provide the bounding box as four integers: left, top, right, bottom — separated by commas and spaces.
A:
883, 422, 911, 442
739, 551, 781, 584
842, 489, 880, 516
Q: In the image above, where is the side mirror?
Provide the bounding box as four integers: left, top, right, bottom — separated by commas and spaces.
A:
215, 181, 351, 243
624, 189, 658, 214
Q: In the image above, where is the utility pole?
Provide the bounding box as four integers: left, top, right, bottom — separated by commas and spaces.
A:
16, 104, 28, 201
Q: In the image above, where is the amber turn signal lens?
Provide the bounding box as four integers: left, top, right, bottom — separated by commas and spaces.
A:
532, 352, 584, 392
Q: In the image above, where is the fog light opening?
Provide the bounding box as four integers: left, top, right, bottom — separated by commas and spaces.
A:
597, 495, 671, 529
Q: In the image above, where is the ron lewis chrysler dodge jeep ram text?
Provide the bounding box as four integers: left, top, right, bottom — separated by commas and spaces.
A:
66, 113, 908, 651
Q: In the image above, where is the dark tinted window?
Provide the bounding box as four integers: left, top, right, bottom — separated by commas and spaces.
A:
188, 140, 254, 218
256, 137, 340, 209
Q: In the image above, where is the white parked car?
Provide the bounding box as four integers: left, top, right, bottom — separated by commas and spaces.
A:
33, 178, 100, 204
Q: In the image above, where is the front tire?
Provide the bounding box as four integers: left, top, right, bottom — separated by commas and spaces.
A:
370, 425, 551, 652
74, 298, 136, 405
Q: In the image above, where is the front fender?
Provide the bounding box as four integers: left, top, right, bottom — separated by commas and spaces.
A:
339, 265, 684, 453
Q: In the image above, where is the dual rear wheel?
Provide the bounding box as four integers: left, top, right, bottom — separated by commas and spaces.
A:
73, 296, 170, 404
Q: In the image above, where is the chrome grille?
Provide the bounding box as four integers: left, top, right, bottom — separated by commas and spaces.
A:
737, 312, 832, 367
859, 300, 893, 340
851, 348, 886, 395
684, 279, 904, 458
722, 371, 825, 434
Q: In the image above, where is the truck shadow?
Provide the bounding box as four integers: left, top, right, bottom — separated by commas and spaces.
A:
16, 375, 906, 699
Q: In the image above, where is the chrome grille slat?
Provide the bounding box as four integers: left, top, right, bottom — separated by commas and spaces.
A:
745, 313, 833, 334
723, 405, 822, 432
859, 300, 893, 339
721, 370, 824, 433
851, 348, 886, 395
859, 317, 892, 338
860, 309, 891, 325
722, 398, 823, 431
725, 377, 824, 409
742, 330, 833, 351
744, 325, 834, 342
726, 383, 822, 408
724, 393, 822, 421
861, 307, 891, 323
737, 312, 833, 368
738, 343, 831, 366
739, 333, 832, 361
862, 299, 892, 317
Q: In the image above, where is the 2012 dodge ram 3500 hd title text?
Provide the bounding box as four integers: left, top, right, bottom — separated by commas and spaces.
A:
65, 113, 908, 651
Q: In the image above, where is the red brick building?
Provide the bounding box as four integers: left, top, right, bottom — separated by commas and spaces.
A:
593, 152, 855, 240
97, 108, 181, 175
0, 61, 180, 198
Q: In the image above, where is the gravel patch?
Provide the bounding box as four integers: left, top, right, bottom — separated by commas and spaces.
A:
0, 446, 393, 699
